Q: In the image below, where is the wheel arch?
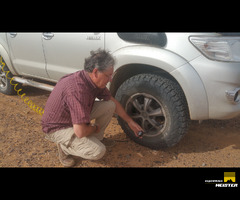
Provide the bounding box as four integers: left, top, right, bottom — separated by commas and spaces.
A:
110, 47, 209, 120
110, 63, 172, 96
110, 46, 186, 96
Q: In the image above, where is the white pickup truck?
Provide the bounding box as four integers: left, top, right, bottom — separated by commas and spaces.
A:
0, 32, 240, 149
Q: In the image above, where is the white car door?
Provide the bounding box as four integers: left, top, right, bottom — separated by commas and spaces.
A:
42, 32, 105, 81
6, 32, 48, 78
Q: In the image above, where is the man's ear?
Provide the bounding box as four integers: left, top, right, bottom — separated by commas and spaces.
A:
92, 68, 98, 78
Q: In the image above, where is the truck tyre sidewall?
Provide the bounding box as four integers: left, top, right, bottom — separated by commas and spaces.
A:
115, 73, 189, 150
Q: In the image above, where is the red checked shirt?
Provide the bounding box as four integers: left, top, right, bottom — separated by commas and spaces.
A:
41, 70, 111, 134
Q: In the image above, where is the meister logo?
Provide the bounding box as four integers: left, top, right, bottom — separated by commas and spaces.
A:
205, 172, 238, 188
215, 172, 238, 187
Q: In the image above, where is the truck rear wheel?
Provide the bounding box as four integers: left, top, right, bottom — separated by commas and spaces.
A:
115, 73, 189, 149
0, 57, 16, 95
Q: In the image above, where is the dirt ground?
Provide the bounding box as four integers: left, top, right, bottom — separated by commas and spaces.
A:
0, 86, 240, 168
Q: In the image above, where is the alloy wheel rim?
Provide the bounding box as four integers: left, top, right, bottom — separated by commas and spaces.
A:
125, 93, 167, 137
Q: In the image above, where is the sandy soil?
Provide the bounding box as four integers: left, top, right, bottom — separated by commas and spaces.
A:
0, 86, 240, 167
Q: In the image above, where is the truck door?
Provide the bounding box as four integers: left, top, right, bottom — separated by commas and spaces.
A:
42, 32, 104, 81
6, 33, 48, 78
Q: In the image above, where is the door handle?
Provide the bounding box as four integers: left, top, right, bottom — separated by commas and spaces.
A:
42, 32, 54, 40
9, 32, 17, 38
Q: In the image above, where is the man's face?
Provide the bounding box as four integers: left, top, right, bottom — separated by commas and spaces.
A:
94, 66, 114, 89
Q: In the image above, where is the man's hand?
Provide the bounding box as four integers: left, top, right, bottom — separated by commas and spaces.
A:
110, 96, 144, 138
127, 119, 144, 138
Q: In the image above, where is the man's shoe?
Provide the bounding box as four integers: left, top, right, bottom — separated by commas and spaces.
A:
57, 143, 75, 167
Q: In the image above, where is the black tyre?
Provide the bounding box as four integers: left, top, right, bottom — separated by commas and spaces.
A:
115, 73, 189, 149
0, 57, 16, 95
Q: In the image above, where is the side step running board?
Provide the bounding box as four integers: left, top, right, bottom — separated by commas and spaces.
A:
13, 76, 54, 92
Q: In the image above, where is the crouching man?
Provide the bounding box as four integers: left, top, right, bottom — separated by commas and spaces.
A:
41, 49, 143, 167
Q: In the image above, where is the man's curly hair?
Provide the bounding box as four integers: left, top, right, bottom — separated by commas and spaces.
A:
84, 49, 115, 73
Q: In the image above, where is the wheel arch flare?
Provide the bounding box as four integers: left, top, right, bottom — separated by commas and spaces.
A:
110, 46, 209, 120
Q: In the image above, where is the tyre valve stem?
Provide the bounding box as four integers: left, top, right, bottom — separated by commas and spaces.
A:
138, 131, 144, 137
